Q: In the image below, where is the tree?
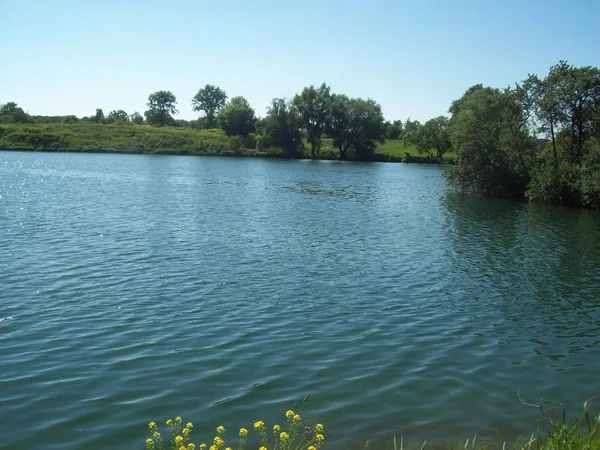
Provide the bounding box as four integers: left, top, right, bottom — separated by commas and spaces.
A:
62, 115, 80, 124
93, 108, 105, 124
217, 96, 256, 137
327, 94, 351, 159
192, 84, 227, 128
446, 85, 534, 197
107, 110, 130, 123
404, 116, 452, 160
0, 102, 35, 123
0, 102, 18, 115
386, 120, 404, 139
130, 111, 144, 125
256, 98, 303, 158
144, 90, 178, 126
404, 117, 421, 132
293, 83, 331, 159
327, 95, 386, 160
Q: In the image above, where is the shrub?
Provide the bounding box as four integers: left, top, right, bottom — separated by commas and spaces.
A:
145, 406, 325, 450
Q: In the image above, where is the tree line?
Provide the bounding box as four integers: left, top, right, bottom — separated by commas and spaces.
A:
0, 85, 423, 161
2, 60, 599, 208
446, 61, 600, 208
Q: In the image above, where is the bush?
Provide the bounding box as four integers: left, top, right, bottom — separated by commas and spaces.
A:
145, 406, 325, 450
526, 162, 582, 206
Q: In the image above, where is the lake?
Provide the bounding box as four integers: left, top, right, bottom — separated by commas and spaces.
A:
1, 151, 599, 450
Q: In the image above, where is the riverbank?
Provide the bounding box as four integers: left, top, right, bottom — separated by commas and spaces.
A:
0, 123, 455, 163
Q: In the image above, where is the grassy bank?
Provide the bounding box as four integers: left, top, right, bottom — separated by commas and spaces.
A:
0, 123, 283, 158
0, 123, 454, 163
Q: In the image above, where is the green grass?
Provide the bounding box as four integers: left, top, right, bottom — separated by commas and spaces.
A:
0, 123, 283, 158
0, 123, 454, 164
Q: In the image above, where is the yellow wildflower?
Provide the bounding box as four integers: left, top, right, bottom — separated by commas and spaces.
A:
176, 416, 183, 424
209, 446, 218, 450
175, 436, 184, 444
308, 447, 317, 450
293, 414, 301, 422
148, 421, 157, 430
315, 424, 324, 432
254, 421, 265, 431
273, 424, 281, 433
259, 447, 267, 450
145, 438, 154, 449
280, 432, 290, 441
153, 432, 161, 439
186, 422, 194, 429
316, 433, 325, 441
216, 425, 225, 434
182, 428, 190, 437
188, 444, 196, 450
225, 448, 232, 450
180, 446, 186, 450
199, 445, 206, 450
166, 419, 174, 426
213, 436, 224, 446
285, 410, 294, 419
239, 428, 248, 437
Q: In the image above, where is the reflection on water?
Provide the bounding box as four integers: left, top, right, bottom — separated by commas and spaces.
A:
443, 193, 600, 368
1, 153, 599, 450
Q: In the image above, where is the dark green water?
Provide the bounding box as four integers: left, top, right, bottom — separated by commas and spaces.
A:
1, 151, 599, 450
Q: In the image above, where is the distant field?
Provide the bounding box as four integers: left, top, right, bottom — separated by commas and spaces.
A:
0, 124, 453, 163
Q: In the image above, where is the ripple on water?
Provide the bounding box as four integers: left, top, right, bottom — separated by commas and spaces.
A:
1, 153, 599, 450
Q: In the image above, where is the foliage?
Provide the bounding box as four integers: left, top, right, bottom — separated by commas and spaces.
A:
217, 96, 256, 137
93, 108, 105, 124
293, 83, 331, 159
62, 115, 80, 124
130, 111, 144, 125
144, 405, 325, 450
446, 85, 536, 197
192, 84, 228, 128
107, 109, 130, 124
0, 123, 243, 155
256, 98, 303, 157
404, 118, 421, 132
0, 102, 35, 124
327, 94, 386, 160
404, 116, 452, 160
145, 91, 178, 127
385, 120, 404, 139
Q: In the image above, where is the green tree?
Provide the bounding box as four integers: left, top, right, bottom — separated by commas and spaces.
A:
62, 115, 80, 124
293, 83, 331, 159
144, 91, 178, 126
447, 85, 535, 197
256, 98, 303, 158
0, 102, 35, 123
130, 111, 144, 125
385, 120, 404, 139
217, 96, 256, 137
327, 95, 386, 160
107, 110, 130, 123
192, 84, 227, 128
93, 108, 105, 124
0, 102, 18, 115
404, 117, 421, 132
404, 116, 452, 160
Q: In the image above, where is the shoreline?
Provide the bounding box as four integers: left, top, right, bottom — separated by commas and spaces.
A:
0, 147, 448, 165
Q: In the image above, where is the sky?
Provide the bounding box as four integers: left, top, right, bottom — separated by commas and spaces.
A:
1, 0, 599, 122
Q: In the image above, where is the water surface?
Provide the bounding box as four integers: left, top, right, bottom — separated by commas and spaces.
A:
1, 152, 599, 449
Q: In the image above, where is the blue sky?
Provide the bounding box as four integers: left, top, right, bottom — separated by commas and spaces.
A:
1, 0, 599, 122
